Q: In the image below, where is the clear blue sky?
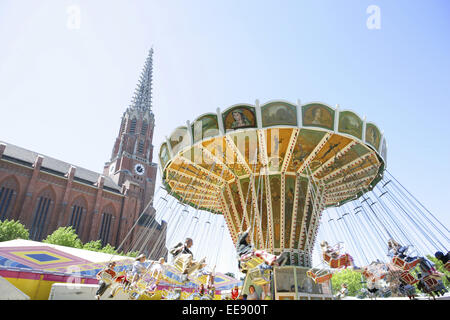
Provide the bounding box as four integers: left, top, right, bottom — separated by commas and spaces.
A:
0, 1, 449, 275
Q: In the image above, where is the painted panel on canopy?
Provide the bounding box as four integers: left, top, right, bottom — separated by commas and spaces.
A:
324, 154, 379, 201
185, 145, 231, 183
313, 142, 370, 180
239, 177, 253, 226
269, 174, 281, 249
163, 157, 184, 181
159, 143, 171, 170
223, 185, 240, 232
202, 136, 227, 160
325, 160, 379, 188
168, 168, 219, 192
338, 111, 363, 140
264, 128, 294, 173
222, 135, 252, 177
240, 176, 263, 246
165, 166, 193, 189
333, 151, 380, 181
294, 176, 309, 249
302, 103, 335, 131
284, 175, 296, 249
300, 200, 314, 251
329, 165, 376, 191
166, 166, 216, 191
286, 129, 327, 172
261, 101, 297, 127
167, 158, 217, 191
167, 175, 216, 203
227, 129, 262, 174
256, 175, 268, 249
365, 123, 381, 151
229, 180, 246, 230
172, 190, 218, 210
200, 136, 244, 179
252, 175, 265, 248
191, 114, 220, 144
200, 137, 236, 181
182, 144, 211, 168
305, 134, 354, 174
222, 105, 257, 131
169, 126, 190, 155
179, 190, 218, 204
227, 162, 249, 178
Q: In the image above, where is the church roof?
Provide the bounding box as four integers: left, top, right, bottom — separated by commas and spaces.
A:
0, 140, 122, 194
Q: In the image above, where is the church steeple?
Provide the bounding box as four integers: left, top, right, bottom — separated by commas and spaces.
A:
105, 49, 158, 205
130, 48, 153, 112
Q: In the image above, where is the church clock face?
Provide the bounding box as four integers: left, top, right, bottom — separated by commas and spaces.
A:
134, 163, 145, 176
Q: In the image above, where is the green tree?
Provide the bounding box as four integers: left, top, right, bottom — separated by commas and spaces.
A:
83, 240, 138, 257
99, 243, 118, 255
42, 226, 83, 248
426, 255, 449, 288
124, 250, 139, 258
83, 239, 103, 252
331, 269, 364, 296
225, 272, 236, 279
0, 219, 29, 242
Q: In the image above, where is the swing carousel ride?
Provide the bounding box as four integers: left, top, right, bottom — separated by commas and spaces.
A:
100, 100, 448, 300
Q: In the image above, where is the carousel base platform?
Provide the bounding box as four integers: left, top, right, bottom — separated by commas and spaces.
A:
242, 265, 335, 300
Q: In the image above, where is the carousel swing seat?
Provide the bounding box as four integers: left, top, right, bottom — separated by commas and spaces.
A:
400, 271, 419, 285
307, 268, 333, 284
444, 261, 450, 272
362, 270, 386, 282
170, 256, 206, 283
391, 256, 420, 271
100, 272, 114, 285
421, 275, 440, 291
323, 252, 352, 269
248, 266, 271, 286
173, 256, 187, 274
126, 279, 150, 300
240, 256, 265, 271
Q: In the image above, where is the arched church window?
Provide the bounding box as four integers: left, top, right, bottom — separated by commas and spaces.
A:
99, 205, 115, 246
141, 120, 148, 135
0, 178, 18, 221
69, 197, 86, 235
130, 118, 137, 134
30, 188, 54, 241
138, 140, 145, 154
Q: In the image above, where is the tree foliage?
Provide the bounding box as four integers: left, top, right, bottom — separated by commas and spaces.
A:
43, 226, 83, 248
98, 243, 118, 255
0, 219, 29, 242
83, 240, 138, 257
125, 250, 140, 258
331, 269, 364, 296
82, 239, 103, 251
4, 222, 144, 258
425, 255, 449, 288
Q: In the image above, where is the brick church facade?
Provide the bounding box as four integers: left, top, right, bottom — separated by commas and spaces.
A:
0, 49, 167, 259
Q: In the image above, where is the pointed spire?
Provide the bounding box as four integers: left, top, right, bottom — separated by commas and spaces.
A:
130, 48, 153, 112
